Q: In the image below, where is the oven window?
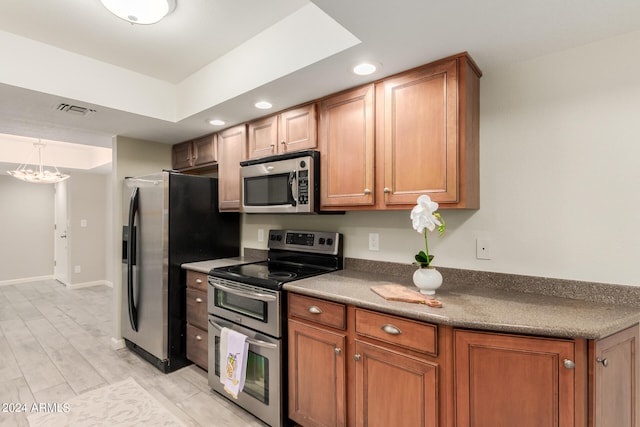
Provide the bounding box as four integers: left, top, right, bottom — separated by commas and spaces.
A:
244, 173, 290, 206
215, 337, 270, 404
215, 289, 268, 322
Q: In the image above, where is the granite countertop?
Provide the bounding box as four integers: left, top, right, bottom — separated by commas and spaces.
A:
181, 256, 264, 274
283, 268, 640, 340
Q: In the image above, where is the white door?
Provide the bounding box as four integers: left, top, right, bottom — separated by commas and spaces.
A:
54, 180, 69, 285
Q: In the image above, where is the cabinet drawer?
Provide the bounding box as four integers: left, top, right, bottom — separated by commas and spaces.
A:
288, 293, 346, 330
186, 270, 208, 292
186, 324, 208, 370
355, 309, 437, 356
186, 288, 208, 330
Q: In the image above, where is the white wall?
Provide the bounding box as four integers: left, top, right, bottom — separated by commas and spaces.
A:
242, 30, 640, 287
0, 175, 54, 282
67, 171, 109, 286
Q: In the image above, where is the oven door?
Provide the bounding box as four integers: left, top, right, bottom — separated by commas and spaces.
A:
208, 316, 283, 427
208, 277, 281, 338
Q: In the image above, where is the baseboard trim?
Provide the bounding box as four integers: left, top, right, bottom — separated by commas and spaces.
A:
66, 280, 112, 290
0, 275, 55, 287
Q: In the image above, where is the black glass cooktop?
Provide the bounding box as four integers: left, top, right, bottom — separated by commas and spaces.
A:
210, 260, 336, 290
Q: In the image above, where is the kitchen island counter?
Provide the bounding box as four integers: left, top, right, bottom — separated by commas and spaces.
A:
284, 267, 640, 339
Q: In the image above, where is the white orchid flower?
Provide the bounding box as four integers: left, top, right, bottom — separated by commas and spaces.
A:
410, 195, 442, 233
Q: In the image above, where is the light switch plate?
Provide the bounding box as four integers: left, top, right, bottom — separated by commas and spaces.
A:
476, 238, 491, 260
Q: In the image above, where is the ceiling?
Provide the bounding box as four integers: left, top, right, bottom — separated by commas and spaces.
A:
1, 0, 640, 163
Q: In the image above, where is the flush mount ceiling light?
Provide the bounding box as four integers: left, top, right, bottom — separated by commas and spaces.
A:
353, 62, 380, 76
100, 0, 177, 25
255, 101, 273, 110
7, 141, 70, 184
208, 119, 226, 126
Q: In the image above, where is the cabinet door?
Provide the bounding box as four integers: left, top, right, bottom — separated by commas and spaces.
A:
217, 125, 246, 211
378, 59, 458, 206
320, 85, 375, 208
455, 330, 578, 427
248, 115, 278, 159
288, 319, 346, 427
279, 104, 317, 154
354, 340, 438, 427
193, 134, 217, 167
594, 325, 639, 427
172, 141, 193, 170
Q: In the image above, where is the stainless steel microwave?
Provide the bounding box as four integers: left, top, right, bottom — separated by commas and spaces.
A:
240, 150, 320, 214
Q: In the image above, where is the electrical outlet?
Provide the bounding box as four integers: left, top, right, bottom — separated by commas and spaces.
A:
476, 238, 492, 260
368, 233, 380, 251
258, 228, 265, 243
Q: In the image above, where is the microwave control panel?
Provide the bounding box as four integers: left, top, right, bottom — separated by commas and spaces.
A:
298, 168, 309, 205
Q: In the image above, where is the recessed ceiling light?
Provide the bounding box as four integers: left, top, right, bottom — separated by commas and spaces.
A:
208, 119, 225, 126
353, 62, 378, 76
255, 101, 273, 110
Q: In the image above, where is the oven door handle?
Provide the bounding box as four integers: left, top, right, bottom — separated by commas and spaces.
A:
210, 281, 277, 302
208, 319, 278, 349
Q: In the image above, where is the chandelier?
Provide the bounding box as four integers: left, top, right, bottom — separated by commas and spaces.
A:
100, 0, 177, 25
7, 142, 70, 184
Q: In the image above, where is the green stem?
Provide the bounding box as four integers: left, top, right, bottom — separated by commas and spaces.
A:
423, 229, 430, 267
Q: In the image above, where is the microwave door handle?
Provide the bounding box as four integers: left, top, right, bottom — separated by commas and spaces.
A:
208, 319, 278, 349
210, 281, 277, 302
288, 171, 297, 206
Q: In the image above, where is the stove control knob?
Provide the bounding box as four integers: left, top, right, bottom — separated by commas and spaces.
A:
326, 238, 334, 246
319, 238, 325, 244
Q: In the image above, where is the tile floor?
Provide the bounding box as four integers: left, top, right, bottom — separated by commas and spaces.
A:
0, 279, 267, 427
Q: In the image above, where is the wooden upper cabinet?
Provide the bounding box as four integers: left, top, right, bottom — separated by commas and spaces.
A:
217, 125, 246, 211
593, 324, 639, 427
247, 103, 317, 159
376, 53, 481, 209
192, 134, 217, 167
172, 134, 217, 170
319, 84, 375, 209
455, 330, 585, 427
172, 141, 193, 170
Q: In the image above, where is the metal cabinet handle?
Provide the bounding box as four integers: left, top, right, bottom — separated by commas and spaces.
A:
381, 324, 402, 335
383, 187, 391, 194
563, 359, 575, 370
195, 278, 203, 284
281, 140, 286, 145
363, 188, 371, 195
596, 357, 609, 367
308, 306, 323, 315
195, 335, 202, 341
354, 354, 361, 362
335, 348, 342, 355
195, 297, 203, 303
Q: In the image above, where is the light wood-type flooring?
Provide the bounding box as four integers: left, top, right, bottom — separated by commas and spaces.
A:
0, 279, 267, 427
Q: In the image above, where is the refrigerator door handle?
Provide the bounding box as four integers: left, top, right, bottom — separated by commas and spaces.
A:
127, 186, 139, 332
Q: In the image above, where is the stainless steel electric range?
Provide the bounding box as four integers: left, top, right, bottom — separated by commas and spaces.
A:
207, 229, 343, 427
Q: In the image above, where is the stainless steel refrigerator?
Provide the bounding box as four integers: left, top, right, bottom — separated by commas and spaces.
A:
122, 171, 239, 373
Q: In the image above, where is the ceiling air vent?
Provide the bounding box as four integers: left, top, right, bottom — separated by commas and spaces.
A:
56, 103, 96, 116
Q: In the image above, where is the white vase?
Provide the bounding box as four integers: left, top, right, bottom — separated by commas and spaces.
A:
412, 267, 443, 295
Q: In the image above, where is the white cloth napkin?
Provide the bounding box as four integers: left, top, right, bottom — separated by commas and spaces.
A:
219, 327, 249, 399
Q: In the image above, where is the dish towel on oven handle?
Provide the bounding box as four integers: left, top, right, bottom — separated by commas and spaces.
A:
220, 327, 249, 399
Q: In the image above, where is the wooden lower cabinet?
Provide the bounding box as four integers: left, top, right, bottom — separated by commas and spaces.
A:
592, 325, 639, 427
454, 330, 586, 427
288, 292, 638, 427
354, 340, 438, 427
288, 319, 347, 427
185, 270, 209, 370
